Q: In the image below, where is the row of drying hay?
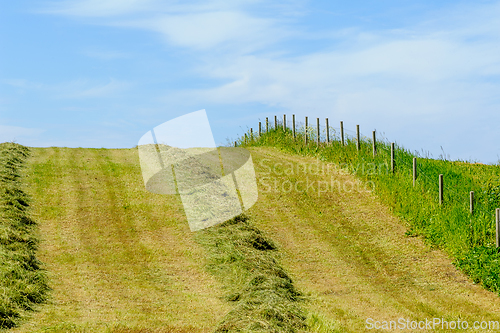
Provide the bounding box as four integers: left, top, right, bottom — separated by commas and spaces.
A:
0, 142, 49, 329
196, 214, 337, 333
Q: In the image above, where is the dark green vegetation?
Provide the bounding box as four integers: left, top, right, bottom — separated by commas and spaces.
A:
195, 214, 307, 333
0, 143, 49, 328
240, 121, 500, 296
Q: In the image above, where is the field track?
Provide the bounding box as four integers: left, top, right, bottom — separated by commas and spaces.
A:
10, 146, 500, 332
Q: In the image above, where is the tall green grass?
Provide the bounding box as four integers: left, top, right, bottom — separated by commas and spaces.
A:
239, 121, 500, 296
0, 142, 49, 329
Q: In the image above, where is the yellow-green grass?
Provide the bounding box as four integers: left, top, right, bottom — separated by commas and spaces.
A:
8, 145, 500, 332
244, 125, 500, 296
246, 147, 500, 332
10, 147, 229, 332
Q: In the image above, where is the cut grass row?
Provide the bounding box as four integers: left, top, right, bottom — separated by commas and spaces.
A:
196, 212, 341, 332
240, 124, 500, 296
195, 214, 308, 332
0, 143, 49, 328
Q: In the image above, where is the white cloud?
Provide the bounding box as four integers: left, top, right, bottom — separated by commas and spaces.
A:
125, 11, 281, 51
59, 78, 131, 98
40, 0, 156, 17
41, 0, 278, 17
3, 78, 131, 99
41, 0, 294, 52
171, 2, 500, 118
38, 0, 500, 161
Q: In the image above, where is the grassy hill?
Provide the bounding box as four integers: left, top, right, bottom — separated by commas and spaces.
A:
242, 122, 500, 297
9, 147, 234, 332
2, 139, 500, 332
246, 146, 500, 331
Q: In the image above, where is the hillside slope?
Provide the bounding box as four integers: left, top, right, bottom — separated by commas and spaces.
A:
246, 147, 500, 332
9, 146, 500, 332
11, 147, 229, 333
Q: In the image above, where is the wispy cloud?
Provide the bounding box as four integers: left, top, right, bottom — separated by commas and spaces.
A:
170, 2, 500, 118
41, 0, 500, 100
2, 79, 44, 89
121, 11, 285, 51
38, 0, 500, 161
40, 0, 280, 17
3, 78, 131, 99
41, 0, 295, 52
40, 0, 156, 17
59, 78, 131, 98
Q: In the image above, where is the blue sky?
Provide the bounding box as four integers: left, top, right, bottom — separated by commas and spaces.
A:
2, 0, 500, 163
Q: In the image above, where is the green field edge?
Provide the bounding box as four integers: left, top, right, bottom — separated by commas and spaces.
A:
0, 143, 50, 329
237, 124, 500, 297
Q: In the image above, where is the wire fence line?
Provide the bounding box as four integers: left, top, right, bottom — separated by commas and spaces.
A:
239, 114, 500, 249
250, 115, 481, 194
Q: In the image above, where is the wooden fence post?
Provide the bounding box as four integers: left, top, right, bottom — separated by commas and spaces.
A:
372, 130, 377, 156
283, 114, 286, 131
496, 208, 500, 248
340, 121, 344, 146
439, 174, 444, 205
305, 116, 308, 145
356, 125, 360, 151
470, 191, 474, 215
316, 118, 320, 145
234, 141, 237, 147
326, 118, 329, 144
391, 143, 395, 173
266, 117, 269, 132
274, 115, 277, 130
259, 122, 262, 137
250, 128, 253, 141
293, 114, 296, 139
413, 158, 417, 187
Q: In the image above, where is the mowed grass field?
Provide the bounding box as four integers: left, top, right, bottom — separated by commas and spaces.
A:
12, 147, 229, 332
247, 147, 500, 332
9, 146, 500, 332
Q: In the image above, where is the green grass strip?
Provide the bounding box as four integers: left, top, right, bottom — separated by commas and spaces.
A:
0, 142, 49, 329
